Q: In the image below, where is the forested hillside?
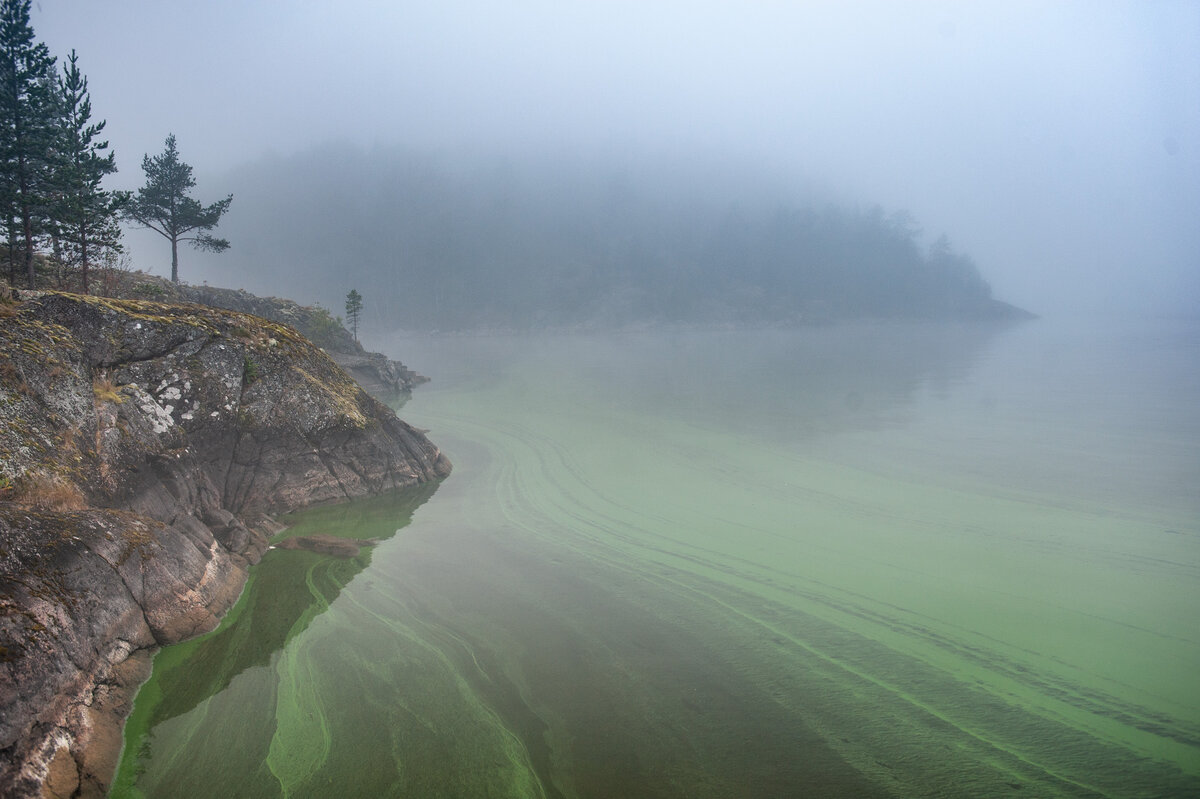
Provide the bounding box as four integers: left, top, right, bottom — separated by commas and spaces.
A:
208, 146, 1024, 331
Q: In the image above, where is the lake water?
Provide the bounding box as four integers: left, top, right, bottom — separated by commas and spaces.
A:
112, 318, 1200, 798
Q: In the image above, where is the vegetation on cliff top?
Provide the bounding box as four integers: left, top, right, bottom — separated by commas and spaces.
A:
2, 1, 230, 291
1, 0, 128, 290
123, 134, 232, 284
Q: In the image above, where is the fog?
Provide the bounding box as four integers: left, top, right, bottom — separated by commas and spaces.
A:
20, 6, 1200, 794
33, 0, 1200, 318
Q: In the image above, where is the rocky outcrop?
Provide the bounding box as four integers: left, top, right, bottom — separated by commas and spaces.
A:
109, 277, 429, 398
0, 290, 449, 797
177, 284, 430, 397
321, 347, 427, 400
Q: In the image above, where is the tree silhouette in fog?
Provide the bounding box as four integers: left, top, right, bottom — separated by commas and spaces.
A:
125, 134, 231, 283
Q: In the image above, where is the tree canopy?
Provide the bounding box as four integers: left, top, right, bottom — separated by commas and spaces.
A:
124, 133, 231, 283
209, 146, 1012, 329
0, 0, 58, 287
345, 288, 363, 341
53, 49, 126, 293
1, 1, 126, 290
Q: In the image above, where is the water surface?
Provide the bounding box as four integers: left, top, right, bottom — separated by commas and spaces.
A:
114, 319, 1200, 797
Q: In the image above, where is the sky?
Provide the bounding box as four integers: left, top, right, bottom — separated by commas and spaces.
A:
31, 0, 1200, 317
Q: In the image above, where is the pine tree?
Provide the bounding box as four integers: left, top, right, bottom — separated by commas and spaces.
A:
345, 288, 363, 341
54, 49, 126, 294
124, 133, 231, 283
0, 0, 58, 288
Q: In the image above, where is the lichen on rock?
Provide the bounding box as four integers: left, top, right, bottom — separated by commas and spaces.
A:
114, 279, 430, 398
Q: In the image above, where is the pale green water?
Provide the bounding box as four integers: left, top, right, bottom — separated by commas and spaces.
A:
113, 319, 1200, 798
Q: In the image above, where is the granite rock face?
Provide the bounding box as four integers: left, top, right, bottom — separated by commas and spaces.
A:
177, 283, 429, 397
0, 291, 449, 797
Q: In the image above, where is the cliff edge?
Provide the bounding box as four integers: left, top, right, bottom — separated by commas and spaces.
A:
99, 275, 428, 399
176, 284, 429, 399
0, 290, 450, 797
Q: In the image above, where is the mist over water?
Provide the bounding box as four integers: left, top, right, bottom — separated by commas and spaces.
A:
114, 318, 1200, 797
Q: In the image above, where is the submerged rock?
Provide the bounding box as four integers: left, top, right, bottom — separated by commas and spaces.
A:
273, 534, 380, 557
0, 290, 449, 797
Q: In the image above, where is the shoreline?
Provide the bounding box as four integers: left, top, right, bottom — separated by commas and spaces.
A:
0, 290, 448, 797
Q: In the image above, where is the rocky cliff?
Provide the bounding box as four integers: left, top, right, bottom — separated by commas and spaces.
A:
0, 290, 450, 797
101, 276, 428, 399
176, 284, 429, 398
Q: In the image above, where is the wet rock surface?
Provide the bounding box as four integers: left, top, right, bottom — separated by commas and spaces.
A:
0, 290, 449, 796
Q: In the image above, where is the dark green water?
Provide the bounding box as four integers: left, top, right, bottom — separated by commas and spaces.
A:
113, 320, 1200, 798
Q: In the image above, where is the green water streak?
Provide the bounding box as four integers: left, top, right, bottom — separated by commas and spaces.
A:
113, 323, 1200, 798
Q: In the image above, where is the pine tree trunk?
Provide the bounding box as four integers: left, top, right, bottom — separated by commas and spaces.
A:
20, 154, 34, 288
80, 226, 90, 294
171, 235, 179, 283
22, 213, 34, 289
